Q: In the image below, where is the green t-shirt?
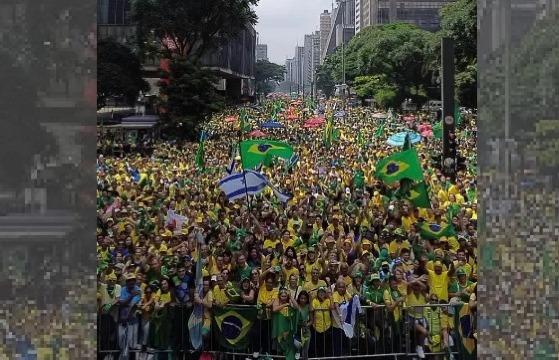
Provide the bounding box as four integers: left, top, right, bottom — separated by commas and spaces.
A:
366, 286, 385, 305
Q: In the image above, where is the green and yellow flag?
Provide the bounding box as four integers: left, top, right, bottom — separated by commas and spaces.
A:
454, 303, 476, 359
323, 117, 334, 147
239, 140, 294, 169
375, 149, 423, 184
433, 121, 443, 139
405, 181, 431, 208
418, 222, 455, 240
272, 309, 298, 360
213, 307, 258, 349
374, 122, 385, 138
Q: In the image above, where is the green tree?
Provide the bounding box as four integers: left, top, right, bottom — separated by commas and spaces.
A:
438, 0, 477, 108
97, 39, 149, 109
324, 23, 436, 106
133, 0, 259, 60
158, 59, 225, 140
0, 51, 56, 189
316, 64, 336, 98
255, 60, 285, 95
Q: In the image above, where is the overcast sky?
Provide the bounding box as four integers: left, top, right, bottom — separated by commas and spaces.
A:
255, 0, 333, 65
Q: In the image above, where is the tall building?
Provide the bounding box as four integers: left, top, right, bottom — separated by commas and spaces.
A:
355, 0, 362, 33
319, 10, 332, 63
293, 46, 305, 90
323, 0, 355, 59
256, 44, 268, 61
364, 0, 454, 32
312, 31, 321, 75
303, 34, 314, 93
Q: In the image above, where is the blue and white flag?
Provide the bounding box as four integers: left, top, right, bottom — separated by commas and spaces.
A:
126, 162, 140, 183
269, 184, 293, 204
339, 294, 363, 338
218, 170, 268, 201
287, 154, 299, 169
189, 240, 204, 350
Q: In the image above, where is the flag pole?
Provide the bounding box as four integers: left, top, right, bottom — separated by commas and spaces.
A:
238, 109, 253, 216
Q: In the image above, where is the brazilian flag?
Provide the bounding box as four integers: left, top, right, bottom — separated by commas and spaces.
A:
418, 222, 455, 240
239, 140, 294, 169
374, 122, 385, 138
375, 149, 423, 184
213, 307, 257, 349
454, 303, 476, 359
405, 181, 431, 208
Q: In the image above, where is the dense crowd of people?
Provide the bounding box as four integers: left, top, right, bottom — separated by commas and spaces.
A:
97, 97, 477, 359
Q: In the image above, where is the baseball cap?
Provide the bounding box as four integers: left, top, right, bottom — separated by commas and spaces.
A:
456, 268, 467, 276
370, 274, 380, 281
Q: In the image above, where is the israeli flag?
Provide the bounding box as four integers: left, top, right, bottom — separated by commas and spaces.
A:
288, 154, 300, 169
270, 185, 293, 204
219, 170, 268, 201
339, 294, 363, 338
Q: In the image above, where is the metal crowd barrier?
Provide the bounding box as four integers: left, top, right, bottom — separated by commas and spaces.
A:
98, 302, 470, 360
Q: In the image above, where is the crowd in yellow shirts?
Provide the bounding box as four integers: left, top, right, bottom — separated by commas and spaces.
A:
97, 97, 477, 359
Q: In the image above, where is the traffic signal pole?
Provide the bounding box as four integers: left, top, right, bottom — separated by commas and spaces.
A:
441, 37, 456, 182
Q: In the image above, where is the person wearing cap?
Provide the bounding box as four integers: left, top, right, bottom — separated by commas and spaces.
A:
310, 286, 332, 357
98, 272, 122, 351
379, 260, 391, 282
422, 293, 450, 357
388, 228, 411, 259
448, 268, 475, 303
453, 248, 473, 279
117, 273, 141, 353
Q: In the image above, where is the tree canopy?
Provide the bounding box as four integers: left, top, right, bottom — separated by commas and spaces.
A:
325, 23, 436, 105
0, 51, 56, 188
158, 59, 225, 140
97, 39, 149, 109
133, 0, 259, 60
255, 60, 285, 95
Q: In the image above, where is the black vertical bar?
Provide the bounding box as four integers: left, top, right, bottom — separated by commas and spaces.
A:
441, 37, 456, 182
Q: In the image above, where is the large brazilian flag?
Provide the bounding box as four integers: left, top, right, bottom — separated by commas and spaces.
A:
213, 307, 258, 350
454, 303, 476, 359
239, 140, 294, 169
419, 222, 455, 240
375, 149, 423, 184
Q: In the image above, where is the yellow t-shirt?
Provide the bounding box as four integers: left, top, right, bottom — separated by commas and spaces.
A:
388, 240, 411, 257
263, 239, 279, 250
311, 298, 332, 333
283, 267, 300, 284
303, 279, 327, 299
257, 286, 279, 305
304, 261, 322, 279
427, 269, 450, 301
332, 291, 352, 306
406, 291, 427, 318
384, 288, 402, 322
213, 285, 229, 306
401, 216, 416, 232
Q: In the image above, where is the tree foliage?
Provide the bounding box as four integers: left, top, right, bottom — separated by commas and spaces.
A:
316, 64, 336, 98
97, 39, 149, 109
324, 23, 436, 106
0, 51, 56, 188
255, 60, 285, 95
352, 75, 398, 109
438, 0, 477, 108
158, 59, 225, 140
133, 0, 259, 60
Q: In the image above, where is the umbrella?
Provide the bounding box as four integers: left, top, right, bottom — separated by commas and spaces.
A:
372, 113, 387, 119
334, 110, 346, 118
225, 116, 238, 123
386, 131, 422, 146
403, 115, 416, 122
248, 130, 267, 138
261, 120, 285, 129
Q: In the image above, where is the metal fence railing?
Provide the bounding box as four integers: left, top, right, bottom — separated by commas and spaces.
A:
98, 302, 473, 360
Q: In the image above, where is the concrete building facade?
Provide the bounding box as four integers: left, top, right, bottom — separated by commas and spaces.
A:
256, 44, 268, 61
319, 10, 332, 63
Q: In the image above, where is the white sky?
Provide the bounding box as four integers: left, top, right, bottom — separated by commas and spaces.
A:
255, 0, 334, 65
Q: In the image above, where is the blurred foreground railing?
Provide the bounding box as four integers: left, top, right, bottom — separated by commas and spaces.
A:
98, 303, 474, 359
